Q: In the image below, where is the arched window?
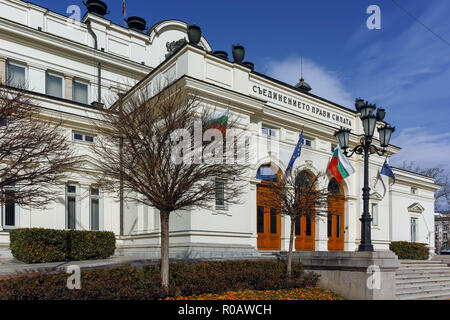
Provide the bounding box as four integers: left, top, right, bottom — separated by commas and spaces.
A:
328, 178, 342, 195
296, 171, 313, 189
256, 165, 278, 182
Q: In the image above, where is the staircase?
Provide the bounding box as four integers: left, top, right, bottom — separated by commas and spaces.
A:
395, 260, 450, 300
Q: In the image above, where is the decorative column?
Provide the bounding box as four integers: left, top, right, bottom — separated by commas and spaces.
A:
0, 56, 7, 84
64, 74, 73, 100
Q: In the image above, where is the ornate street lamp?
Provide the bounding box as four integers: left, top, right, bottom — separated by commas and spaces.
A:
334, 99, 395, 252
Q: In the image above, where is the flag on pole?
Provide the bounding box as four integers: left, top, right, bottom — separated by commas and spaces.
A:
327, 145, 355, 182
204, 109, 229, 136
286, 131, 304, 174
380, 158, 396, 184
123, 0, 127, 24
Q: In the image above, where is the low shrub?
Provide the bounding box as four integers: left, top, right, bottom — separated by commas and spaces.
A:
9, 228, 116, 264
0, 260, 317, 300
68, 230, 116, 261
9, 229, 68, 264
390, 241, 429, 260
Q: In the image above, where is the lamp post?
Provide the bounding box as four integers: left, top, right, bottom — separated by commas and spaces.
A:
334, 99, 395, 252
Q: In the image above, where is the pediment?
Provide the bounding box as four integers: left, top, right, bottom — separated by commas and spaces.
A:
370, 191, 384, 201
408, 202, 425, 214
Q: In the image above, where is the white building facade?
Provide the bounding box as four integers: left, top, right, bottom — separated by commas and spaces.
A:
0, 0, 439, 259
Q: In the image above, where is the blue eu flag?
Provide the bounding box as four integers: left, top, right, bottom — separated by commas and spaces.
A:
286, 131, 304, 174
380, 159, 396, 185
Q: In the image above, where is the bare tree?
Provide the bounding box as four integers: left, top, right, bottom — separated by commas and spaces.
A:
91, 80, 249, 292
400, 161, 450, 212
259, 168, 331, 277
0, 83, 77, 208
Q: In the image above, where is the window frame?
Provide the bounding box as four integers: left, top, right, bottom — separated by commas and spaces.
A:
72, 79, 90, 104
73, 131, 96, 144
303, 137, 313, 148
66, 184, 78, 230
90, 187, 102, 231
2, 185, 19, 230
215, 178, 227, 211
261, 124, 278, 138
45, 71, 64, 98
6, 60, 27, 88
411, 217, 418, 243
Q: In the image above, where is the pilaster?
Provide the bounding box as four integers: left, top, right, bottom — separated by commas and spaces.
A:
64, 74, 73, 100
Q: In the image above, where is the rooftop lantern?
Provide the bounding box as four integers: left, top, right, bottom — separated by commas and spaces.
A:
295, 78, 312, 93
187, 25, 202, 45
83, 0, 109, 16
126, 16, 147, 33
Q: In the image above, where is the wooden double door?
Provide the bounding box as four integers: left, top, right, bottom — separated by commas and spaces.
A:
294, 215, 316, 251
327, 179, 345, 251
256, 183, 281, 251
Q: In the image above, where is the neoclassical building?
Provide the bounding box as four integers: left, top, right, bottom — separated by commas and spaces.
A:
0, 0, 439, 259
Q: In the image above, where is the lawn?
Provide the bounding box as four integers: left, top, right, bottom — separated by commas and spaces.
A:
165, 287, 344, 300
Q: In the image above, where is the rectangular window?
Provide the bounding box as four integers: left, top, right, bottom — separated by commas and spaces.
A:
411, 218, 418, 243
295, 216, 301, 236
46, 72, 63, 98
327, 214, 332, 237
304, 138, 313, 148
73, 80, 89, 104
270, 208, 277, 234
331, 144, 337, 153
90, 188, 100, 231
66, 185, 77, 230
261, 125, 277, 137
73, 132, 95, 143
4, 188, 16, 228
306, 216, 312, 236
257, 206, 264, 234
6, 61, 26, 88
215, 179, 226, 209
372, 203, 379, 226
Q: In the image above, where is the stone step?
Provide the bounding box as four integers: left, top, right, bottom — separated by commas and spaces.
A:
399, 264, 448, 269
396, 273, 450, 281
396, 282, 450, 294
396, 277, 450, 285
400, 260, 444, 264
397, 290, 450, 300
396, 268, 450, 274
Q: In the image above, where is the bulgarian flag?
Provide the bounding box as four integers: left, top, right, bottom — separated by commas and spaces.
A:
204, 109, 229, 136
328, 145, 355, 182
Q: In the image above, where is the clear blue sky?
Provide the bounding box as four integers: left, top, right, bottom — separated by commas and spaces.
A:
30, 0, 450, 176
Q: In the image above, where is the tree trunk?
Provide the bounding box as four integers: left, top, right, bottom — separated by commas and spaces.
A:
287, 216, 296, 278
160, 211, 170, 294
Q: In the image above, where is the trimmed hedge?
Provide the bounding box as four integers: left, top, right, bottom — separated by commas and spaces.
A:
10, 229, 116, 264
0, 260, 318, 300
390, 241, 429, 260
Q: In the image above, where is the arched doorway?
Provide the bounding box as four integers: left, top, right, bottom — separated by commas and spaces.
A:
328, 178, 345, 251
256, 164, 281, 251
294, 171, 316, 251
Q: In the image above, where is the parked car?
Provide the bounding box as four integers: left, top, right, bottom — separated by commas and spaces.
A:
440, 249, 450, 255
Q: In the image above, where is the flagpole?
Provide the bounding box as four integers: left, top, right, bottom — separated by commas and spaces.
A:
123, 0, 127, 27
